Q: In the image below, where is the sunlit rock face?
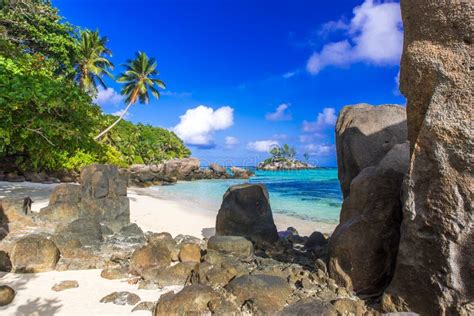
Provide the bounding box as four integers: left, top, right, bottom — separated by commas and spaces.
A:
383, 1, 474, 315
335, 103, 407, 198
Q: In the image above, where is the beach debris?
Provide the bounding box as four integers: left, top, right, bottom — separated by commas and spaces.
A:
51, 280, 79, 292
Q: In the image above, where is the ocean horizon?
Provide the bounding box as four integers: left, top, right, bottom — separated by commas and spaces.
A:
151, 168, 342, 224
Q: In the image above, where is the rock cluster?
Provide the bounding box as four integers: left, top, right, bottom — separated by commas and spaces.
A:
258, 158, 315, 171
329, 104, 409, 296
382, 1, 474, 315
127, 158, 254, 187
40, 164, 129, 232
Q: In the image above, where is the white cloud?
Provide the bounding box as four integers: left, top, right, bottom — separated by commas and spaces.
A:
225, 136, 239, 148
302, 107, 337, 132
94, 87, 123, 106
282, 71, 297, 79
112, 108, 132, 120
247, 140, 279, 152
161, 91, 192, 98
307, 0, 402, 74
173, 105, 234, 146
265, 103, 292, 121
304, 144, 336, 156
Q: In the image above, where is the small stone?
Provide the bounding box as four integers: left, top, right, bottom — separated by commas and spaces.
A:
100, 291, 141, 306
0, 285, 15, 306
178, 243, 201, 263
51, 280, 79, 292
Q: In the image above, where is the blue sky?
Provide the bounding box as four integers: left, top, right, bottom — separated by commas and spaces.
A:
54, 0, 404, 167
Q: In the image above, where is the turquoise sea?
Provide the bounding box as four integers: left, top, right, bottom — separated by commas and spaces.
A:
151, 168, 342, 224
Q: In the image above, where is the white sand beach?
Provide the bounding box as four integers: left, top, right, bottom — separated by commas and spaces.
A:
0, 181, 336, 315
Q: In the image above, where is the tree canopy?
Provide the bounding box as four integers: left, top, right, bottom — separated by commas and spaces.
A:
0, 0, 190, 172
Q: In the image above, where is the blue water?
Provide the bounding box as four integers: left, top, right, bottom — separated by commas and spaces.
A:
151, 168, 342, 224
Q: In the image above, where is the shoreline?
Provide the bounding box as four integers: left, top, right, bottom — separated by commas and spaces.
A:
0, 181, 336, 237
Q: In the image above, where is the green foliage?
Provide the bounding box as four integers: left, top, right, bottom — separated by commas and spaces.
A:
0, 54, 102, 170
118, 51, 166, 105
0, 0, 189, 172
76, 30, 114, 95
100, 117, 190, 165
268, 144, 297, 161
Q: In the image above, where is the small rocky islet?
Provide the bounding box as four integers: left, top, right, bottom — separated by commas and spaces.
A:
0, 1, 473, 315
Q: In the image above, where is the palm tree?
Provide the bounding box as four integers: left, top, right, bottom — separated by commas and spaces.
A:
94, 51, 166, 140
76, 30, 114, 95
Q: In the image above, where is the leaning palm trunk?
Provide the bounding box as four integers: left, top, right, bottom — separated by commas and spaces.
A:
94, 102, 133, 140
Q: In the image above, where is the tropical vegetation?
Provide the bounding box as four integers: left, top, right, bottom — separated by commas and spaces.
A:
0, 0, 190, 172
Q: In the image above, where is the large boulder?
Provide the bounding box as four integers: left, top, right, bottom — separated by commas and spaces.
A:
336, 104, 407, 198
209, 163, 226, 174
383, 2, 474, 315
54, 218, 103, 247
40, 164, 130, 232
216, 184, 278, 244
328, 143, 409, 296
11, 235, 60, 272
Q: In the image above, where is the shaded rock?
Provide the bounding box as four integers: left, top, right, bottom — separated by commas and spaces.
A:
336, 103, 407, 198
216, 184, 278, 244
277, 298, 336, 316
207, 236, 253, 259
383, 2, 474, 315
23, 171, 48, 183
55, 218, 103, 247
132, 301, 155, 313
0, 251, 12, 272
118, 223, 145, 243
329, 143, 409, 296
130, 244, 171, 273
142, 262, 197, 287
51, 280, 79, 292
178, 243, 201, 263
225, 274, 291, 313
154, 284, 219, 315
0, 285, 15, 306
305, 231, 327, 251
100, 291, 141, 306
5, 172, 25, 182
11, 235, 60, 272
